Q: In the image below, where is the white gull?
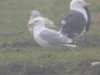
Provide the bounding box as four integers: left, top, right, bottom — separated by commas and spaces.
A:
29, 17, 76, 47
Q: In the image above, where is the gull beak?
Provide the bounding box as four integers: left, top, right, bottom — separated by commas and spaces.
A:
27, 19, 35, 33
28, 19, 34, 25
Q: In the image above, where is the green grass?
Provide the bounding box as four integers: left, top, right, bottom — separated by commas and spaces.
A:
0, 0, 100, 75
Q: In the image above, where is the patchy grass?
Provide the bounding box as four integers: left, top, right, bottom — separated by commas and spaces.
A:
0, 0, 100, 75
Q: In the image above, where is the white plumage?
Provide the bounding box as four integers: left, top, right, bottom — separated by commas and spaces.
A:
28, 10, 55, 33
28, 11, 76, 47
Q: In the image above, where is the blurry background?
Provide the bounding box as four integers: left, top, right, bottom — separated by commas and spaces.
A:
0, 0, 100, 75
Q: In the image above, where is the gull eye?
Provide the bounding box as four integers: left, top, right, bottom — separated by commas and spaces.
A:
34, 20, 39, 22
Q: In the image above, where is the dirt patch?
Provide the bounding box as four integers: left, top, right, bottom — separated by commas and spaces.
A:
0, 59, 100, 75
0, 35, 100, 50
0, 31, 26, 36
0, 62, 66, 75
69, 59, 100, 75
24, 65, 61, 75
0, 40, 39, 50
79, 36, 100, 47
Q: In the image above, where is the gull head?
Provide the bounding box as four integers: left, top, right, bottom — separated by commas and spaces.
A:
28, 10, 55, 33
28, 17, 45, 33
28, 10, 42, 33
70, 0, 89, 9
32, 17, 45, 26
30, 10, 41, 19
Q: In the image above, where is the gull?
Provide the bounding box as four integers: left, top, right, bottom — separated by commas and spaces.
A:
59, 0, 91, 39
29, 16, 76, 47
28, 10, 55, 33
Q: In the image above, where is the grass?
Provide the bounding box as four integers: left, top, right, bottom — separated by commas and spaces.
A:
0, 0, 100, 75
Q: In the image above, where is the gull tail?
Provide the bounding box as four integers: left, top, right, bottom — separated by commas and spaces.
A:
63, 41, 78, 47
64, 44, 77, 47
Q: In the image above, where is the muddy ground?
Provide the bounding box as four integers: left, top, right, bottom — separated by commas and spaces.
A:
0, 32, 100, 75
0, 35, 100, 49
0, 59, 100, 75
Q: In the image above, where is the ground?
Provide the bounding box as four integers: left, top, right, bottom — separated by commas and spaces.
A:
0, 0, 100, 75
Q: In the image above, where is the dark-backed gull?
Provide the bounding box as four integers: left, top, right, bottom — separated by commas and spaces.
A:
59, 0, 91, 39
